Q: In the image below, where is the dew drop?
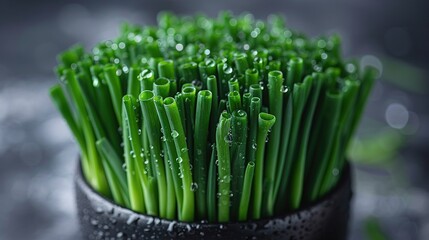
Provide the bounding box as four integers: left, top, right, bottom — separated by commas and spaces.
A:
171, 130, 179, 138
224, 134, 232, 144
190, 182, 198, 191
281, 85, 289, 93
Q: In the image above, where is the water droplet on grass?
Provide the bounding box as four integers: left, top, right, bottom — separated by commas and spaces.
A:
190, 182, 198, 191
171, 130, 179, 138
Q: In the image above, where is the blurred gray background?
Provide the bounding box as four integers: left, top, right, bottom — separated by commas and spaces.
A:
0, 0, 428, 239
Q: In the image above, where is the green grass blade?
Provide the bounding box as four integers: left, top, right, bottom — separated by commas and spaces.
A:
104, 64, 123, 126
122, 107, 146, 213
65, 70, 110, 197
230, 110, 248, 220
238, 161, 255, 221
163, 97, 195, 222
207, 145, 217, 222
227, 91, 241, 112
139, 91, 168, 218
289, 75, 321, 209
123, 95, 159, 215
245, 68, 259, 91
96, 138, 131, 207
252, 112, 276, 219
263, 70, 284, 216
153, 96, 183, 218
193, 90, 213, 219
216, 112, 232, 222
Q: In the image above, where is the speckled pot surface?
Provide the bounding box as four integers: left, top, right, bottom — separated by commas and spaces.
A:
75, 162, 352, 240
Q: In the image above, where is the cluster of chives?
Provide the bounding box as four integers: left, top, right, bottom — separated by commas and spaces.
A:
50, 12, 376, 223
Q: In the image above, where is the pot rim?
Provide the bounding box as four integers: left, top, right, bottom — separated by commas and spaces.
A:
75, 158, 351, 226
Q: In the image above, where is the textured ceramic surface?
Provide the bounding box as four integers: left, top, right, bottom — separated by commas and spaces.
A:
75, 162, 352, 240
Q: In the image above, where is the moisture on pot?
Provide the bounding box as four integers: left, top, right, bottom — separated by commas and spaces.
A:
50, 12, 376, 239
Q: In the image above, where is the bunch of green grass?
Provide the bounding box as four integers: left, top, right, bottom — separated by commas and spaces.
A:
50, 12, 376, 222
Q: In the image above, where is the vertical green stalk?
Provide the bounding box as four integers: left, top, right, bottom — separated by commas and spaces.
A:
207, 145, 217, 222
252, 113, 276, 219
319, 79, 360, 196
288, 75, 321, 209
207, 75, 219, 143
49, 85, 90, 180
96, 138, 131, 208
245, 68, 259, 90
228, 91, 241, 112
163, 97, 195, 222
234, 52, 249, 75
216, 112, 232, 222
318, 92, 344, 197
122, 107, 146, 213
138, 69, 155, 91
153, 96, 183, 218
127, 66, 142, 98
338, 79, 360, 170
104, 64, 123, 125
249, 84, 262, 101
238, 161, 255, 221
217, 62, 234, 99
123, 95, 158, 215
347, 67, 377, 144
158, 60, 176, 80
246, 97, 261, 166
153, 77, 171, 98
139, 91, 168, 218
263, 70, 284, 216
230, 110, 248, 220
179, 62, 199, 86
49, 85, 86, 159
193, 90, 213, 219
272, 90, 292, 202
286, 57, 303, 89
198, 59, 217, 88
275, 82, 308, 211
182, 86, 196, 162
93, 76, 121, 155
305, 91, 342, 202
163, 143, 177, 220
228, 78, 240, 93
66, 70, 110, 196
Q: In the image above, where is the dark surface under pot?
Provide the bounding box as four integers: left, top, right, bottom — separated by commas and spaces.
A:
75, 162, 352, 240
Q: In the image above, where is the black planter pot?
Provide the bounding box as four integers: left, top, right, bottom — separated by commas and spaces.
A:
75, 162, 352, 240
